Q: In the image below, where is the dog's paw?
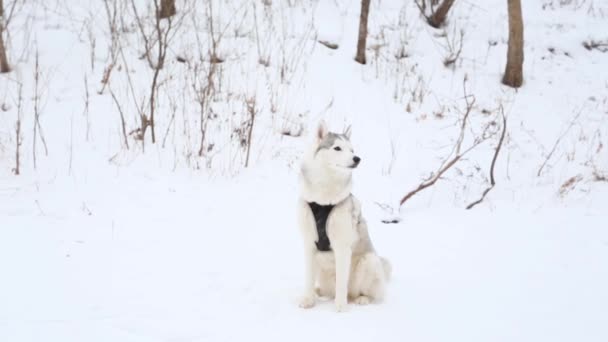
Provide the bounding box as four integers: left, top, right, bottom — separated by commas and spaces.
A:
335, 299, 348, 312
353, 296, 371, 305
298, 296, 316, 309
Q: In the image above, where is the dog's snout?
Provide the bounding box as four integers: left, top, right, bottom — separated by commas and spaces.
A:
353, 156, 361, 164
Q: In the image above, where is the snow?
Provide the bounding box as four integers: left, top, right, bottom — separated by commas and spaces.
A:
1, 0, 608, 341
2, 175, 607, 341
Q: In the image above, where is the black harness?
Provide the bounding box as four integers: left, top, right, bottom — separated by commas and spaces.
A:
308, 202, 335, 251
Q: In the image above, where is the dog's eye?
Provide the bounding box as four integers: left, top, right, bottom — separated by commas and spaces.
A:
333, 146, 342, 151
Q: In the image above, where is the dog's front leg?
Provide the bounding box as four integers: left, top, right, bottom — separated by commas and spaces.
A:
333, 246, 352, 312
299, 247, 317, 308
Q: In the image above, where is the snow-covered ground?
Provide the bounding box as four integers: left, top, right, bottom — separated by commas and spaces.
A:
1, 0, 607, 341
2, 171, 607, 341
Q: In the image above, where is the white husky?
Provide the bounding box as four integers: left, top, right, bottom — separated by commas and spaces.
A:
297, 120, 391, 312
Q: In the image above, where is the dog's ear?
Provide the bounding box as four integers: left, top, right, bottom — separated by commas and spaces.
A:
343, 125, 352, 139
317, 120, 328, 141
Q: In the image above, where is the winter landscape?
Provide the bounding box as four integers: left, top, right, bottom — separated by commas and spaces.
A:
1, 0, 607, 341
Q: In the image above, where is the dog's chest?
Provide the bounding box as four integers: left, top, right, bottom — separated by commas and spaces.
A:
315, 252, 336, 270
308, 202, 334, 251
304, 198, 360, 252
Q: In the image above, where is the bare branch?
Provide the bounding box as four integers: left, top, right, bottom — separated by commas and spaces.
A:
83, 75, 90, 141
108, 86, 130, 150
13, 82, 22, 175
537, 107, 584, 177
443, 29, 464, 67
130, 0, 155, 68
399, 154, 462, 206
244, 97, 257, 168
5, 0, 21, 28
32, 50, 48, 169
414, 0, 431, 21
161, 100, 176, 148
466, 106, 508, 210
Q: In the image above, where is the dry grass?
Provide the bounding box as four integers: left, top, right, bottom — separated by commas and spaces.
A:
583, 39, 608, 52
558, 174, 583, 197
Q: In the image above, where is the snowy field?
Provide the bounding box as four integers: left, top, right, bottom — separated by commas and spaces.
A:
1, 0, 608, 341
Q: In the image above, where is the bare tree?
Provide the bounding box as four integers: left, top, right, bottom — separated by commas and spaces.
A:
0, 0, 11, 73
158, 0, 176, 19
355, 0, 371, 64
428, 0, 456, 28
502, 0, 524, 88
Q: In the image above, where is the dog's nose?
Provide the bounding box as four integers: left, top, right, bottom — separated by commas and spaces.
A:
353, 156, 361, 164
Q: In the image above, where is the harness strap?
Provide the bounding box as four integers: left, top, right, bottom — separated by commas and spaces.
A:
308, 202, 335, 251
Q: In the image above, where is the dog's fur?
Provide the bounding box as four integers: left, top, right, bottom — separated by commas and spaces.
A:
297, 120, 391, 312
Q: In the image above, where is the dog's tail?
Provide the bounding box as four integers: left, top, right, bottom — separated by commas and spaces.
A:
381, 257, 392, 281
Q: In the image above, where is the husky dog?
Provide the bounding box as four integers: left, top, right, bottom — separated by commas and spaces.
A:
297, 120, 391, 312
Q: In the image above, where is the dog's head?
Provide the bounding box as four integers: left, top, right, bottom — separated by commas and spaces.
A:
313, 120, 361, 171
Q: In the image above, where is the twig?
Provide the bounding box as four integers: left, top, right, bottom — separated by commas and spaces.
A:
117, 42, 144, 126
454, 77, 474, 155
252, 2, 262, 64
443, 29, 464, 67
318, 40, 339, 50
83, 75, 90, 141
244, 97, 257, 168
68, 114, 74, 175
466, 106, 507, 210
32, 50, 49, 169
109, 86, 130, 150
13, 83, 22, 175
583, 40, 608, 52
5, 0, 20, 28
593, 170, 608, 182
399, 155, 462, 206
130, 0, 155, 68
414, 0, 430, 21
35, 200, 45, 216
161, 99, 177, 148
537, 107, 584, 177
98, 0, 121, 94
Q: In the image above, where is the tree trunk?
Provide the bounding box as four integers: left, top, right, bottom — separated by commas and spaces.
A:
502, 0, 524, 88
158, 0, 176, 19
355, 0, 371, 64
428, 0, 455, 28
0, 0, 11, 73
